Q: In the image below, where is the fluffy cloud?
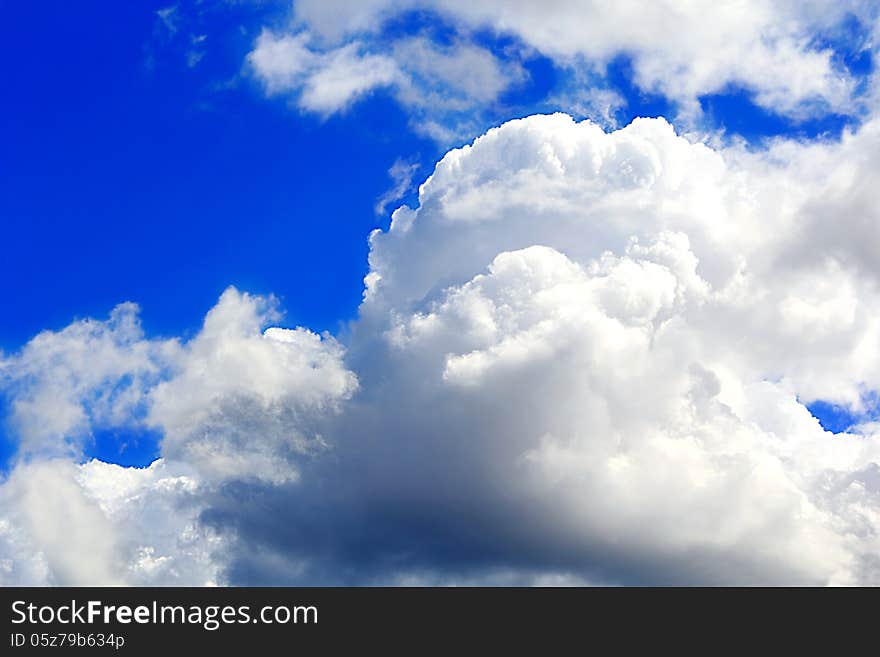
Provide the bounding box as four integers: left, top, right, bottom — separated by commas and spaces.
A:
300, 114, 880, 584
0, 288, 356, 585
149, 288, 357, 485
248, 29, 524, 139
0, 458, 221, 586
280, 0, 877, 126
365, 114, 880, 408
364, 241, 864, 584
0, 303, 178, 459
3, 113, 880, 585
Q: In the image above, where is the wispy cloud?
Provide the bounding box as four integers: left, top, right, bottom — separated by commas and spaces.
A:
375, 157, 420, 215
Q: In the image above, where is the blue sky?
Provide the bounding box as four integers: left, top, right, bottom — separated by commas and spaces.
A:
2, 2, 432, 349
3, 1, 880, 586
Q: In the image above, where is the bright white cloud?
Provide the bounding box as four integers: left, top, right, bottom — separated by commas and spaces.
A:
3, 113, 880, 584
246, 31, 316, 94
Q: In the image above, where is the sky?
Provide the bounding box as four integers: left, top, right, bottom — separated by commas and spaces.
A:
2, 1, 880, 586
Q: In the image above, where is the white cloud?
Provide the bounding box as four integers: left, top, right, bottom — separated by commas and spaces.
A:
347, 113, 880, 584
366, 114, 880, 410
0, 286, 356, 484
0, 303, 178, 460
290, 0, 872, 121
4, 113, 880, 584
0, 288, 357, 584
299, 43, 400, 114
0, 459, 222, 586
149, 287, 357, 485
247, 29, 524, 138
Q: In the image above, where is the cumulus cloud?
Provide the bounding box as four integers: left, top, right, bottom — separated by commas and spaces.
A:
297, 108, 873, 584
364, 241, 861, 583
149, 288, 357, 485
0, 288, 356, 585
364, 114, 880, 407
3, 113, 880, 585
0, 458, 221, 585
261, 113, 880, 584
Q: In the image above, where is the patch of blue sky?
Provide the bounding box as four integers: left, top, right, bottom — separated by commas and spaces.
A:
0, 419, 15, 476
812, 10, 877, 78
377, 8, 463, 47
88, 426, 163, 468
602, 55, 677, 123
699, 87, 858, 142
0, 424, 162, 474
808, 392, 880, 434
0, 373, 164, 472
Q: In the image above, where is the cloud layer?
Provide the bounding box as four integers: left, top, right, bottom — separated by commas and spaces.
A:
247, 1, 879, 139
2, 111, 880, 585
